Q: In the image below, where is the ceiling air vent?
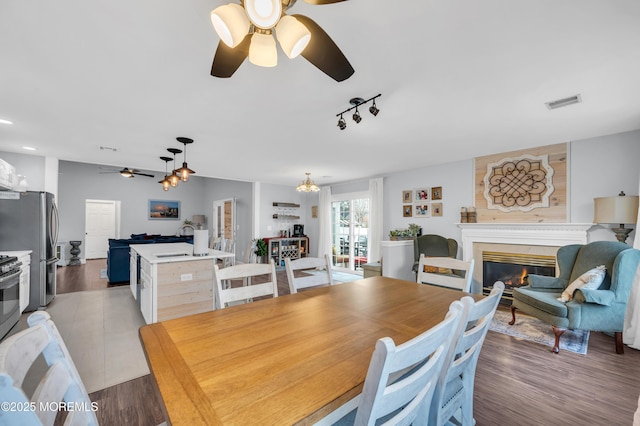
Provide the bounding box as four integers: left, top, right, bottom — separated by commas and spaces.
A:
545, 94, 582, 110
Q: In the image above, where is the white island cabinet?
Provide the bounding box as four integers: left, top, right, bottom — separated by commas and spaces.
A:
129, 243, 234, 324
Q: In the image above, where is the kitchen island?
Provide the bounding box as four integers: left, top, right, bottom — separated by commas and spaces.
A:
129, 242, 234, 324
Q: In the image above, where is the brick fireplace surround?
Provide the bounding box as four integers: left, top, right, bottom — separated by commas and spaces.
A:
458, 223, 594, 294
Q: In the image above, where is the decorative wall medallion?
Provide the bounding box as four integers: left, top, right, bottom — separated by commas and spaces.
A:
483, 154, 554, 212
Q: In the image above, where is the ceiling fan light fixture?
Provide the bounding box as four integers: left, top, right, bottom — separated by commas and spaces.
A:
120, 169, 134, 178
275, 16, 311, 59
249, 32, 278, 67
244, 0, 282, 29
210, 4, 250, 48
296, 172, 320, 192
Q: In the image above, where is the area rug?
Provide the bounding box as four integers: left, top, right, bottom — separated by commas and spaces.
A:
490, 309, 589, 355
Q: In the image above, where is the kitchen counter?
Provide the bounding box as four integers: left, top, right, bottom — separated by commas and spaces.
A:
130, 243, 235, 324
129, 242, 233, 264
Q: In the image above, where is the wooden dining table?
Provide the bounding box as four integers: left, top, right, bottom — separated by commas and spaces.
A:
139, 275, 483, 425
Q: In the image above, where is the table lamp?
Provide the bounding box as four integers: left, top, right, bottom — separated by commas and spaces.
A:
593, 191, 640, 244
192, 214, 206, 230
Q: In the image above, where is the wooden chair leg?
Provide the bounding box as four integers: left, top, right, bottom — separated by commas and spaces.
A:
615, 331, 624, 354
552, 326, 566, 354
508, 305, 517, 325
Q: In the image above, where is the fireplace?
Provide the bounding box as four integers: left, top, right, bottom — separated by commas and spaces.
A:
482, 251, 556, 301
458, 223, 592, 295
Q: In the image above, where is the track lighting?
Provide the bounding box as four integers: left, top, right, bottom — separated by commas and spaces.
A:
336, 94, 381, 130
369, 99, 379, 116
337, 114, 346, 130
352, 107, 362, 123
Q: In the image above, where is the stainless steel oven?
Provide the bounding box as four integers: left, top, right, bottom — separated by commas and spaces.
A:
0, 255, 21, 340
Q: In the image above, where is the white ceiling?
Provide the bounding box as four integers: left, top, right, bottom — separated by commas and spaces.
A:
1, 0, 640, 187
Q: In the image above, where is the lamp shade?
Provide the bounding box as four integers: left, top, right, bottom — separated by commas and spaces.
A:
244, 0, 282, 29
594, 195, 640, 224
249, 32, 277, 67
192, 214, 206, 227
211, 4, 250, 48
275, 16, 311, 59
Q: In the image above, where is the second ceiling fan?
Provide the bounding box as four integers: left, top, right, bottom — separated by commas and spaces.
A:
210, 0, 354, 82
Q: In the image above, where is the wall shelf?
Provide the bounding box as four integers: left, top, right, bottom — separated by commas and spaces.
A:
272, 202, 300, 208
272, 214, 300, 220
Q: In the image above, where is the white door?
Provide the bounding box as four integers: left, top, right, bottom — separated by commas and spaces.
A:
85, 199, 119, 259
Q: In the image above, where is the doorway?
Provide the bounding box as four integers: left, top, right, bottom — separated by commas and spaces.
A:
212, 198, 236, 243
84, 199, 120, 259
331, 193, 369, 273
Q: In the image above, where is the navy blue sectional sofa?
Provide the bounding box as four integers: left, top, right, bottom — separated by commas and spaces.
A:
106, 234, 194, 283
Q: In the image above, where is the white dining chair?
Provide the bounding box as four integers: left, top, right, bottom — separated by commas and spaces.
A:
318, 299, 464, 426
0, 311, 98, 426
213, 259, 278, 309
429, 281, 505, 426
285, 255, 334, 294
417, 253, 475, 293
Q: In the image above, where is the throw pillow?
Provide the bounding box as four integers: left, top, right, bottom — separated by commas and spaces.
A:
557, 265, 606, 303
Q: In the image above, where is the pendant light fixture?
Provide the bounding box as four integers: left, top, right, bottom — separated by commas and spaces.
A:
167, 148, 182, 188
296, 172, 320, 193
158, 156, 173, 191
175, 137, 196, 182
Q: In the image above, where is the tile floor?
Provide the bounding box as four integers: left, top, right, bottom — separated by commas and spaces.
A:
15, 286, 149, 394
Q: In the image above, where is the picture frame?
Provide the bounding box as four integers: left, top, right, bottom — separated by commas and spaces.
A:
402, 190, 413, 203
414, 203, 430, 217
403, 204, 413, 217
415, 188, 430, 201
431, 186, 442, 200
432, 202, 443, 217
148, 199, 180, 220
311, 205, 318, 218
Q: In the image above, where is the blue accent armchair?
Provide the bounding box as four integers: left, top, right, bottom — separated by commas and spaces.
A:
509, 241, 640, 354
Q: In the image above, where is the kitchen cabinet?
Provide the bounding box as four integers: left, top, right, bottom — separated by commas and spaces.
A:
131, 243, 233, 324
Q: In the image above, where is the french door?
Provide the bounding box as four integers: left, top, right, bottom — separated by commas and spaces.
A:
331, 193, 369, 273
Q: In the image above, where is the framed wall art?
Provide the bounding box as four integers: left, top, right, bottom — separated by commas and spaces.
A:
414, 204, 430, 217
431, 186, 442, 200
403, 205, 413, 217
432, 202, 443, 217
415, 188, 430, 201
402, 190, 413, 203
149, 199, 180, 220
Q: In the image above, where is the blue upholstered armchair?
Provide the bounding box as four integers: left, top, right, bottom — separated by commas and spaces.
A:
510, 241, 640, 354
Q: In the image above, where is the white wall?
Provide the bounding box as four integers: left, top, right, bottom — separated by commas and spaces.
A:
380, 129, 640, 257
0, 151, 46, 192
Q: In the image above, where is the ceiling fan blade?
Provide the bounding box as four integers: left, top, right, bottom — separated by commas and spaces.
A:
302, 0, 348, 4
210, 34, 251, 78
292, 14, 354, 82
133, 172, 155, 178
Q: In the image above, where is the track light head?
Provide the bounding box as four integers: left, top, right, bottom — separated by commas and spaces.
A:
369, 100, 379, 116
337, 115, 346, 130
352, 108, 362, 123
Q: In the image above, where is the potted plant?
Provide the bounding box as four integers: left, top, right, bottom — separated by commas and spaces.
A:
255, 238, 268, 263
389, 223, 422, 240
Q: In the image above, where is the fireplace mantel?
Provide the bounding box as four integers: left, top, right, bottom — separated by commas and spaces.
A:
458, 223, 594, 261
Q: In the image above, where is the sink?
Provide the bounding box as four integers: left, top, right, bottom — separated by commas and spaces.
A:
155, 252, 190, 258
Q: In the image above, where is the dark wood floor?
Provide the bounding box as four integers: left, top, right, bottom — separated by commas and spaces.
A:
57, 261, 640, 425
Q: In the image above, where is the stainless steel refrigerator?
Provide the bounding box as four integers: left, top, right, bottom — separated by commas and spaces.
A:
0, 191, 59, 311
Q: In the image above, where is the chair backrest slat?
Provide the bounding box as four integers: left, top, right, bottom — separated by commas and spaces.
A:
354, 300, 464, 425
0, 311, 98, 426
285, 255, 333, 294
417, 254, 475, 293
214, 260, 278, 309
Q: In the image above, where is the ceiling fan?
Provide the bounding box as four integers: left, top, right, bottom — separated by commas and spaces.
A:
100, 167, 155, 178
210, 0, 354, 81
